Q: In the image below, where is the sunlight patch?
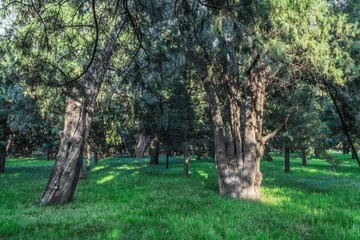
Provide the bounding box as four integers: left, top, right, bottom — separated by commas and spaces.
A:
197, 170, 208, 179
96, 175, 115, 184
116, 165, 141, 170
92, 165, 107, 172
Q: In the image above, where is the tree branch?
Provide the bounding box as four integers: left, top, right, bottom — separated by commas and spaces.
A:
262, 90, 313, 143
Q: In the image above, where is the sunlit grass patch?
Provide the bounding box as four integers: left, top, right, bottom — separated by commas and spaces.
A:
1, 152, 359, 239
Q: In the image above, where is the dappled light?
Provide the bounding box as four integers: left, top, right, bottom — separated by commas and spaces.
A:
0, 0, 359, 238
96, 174, 115, 185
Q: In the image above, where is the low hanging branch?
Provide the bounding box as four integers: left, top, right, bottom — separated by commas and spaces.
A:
262, 90, 313, 144
327, 87, 360, 167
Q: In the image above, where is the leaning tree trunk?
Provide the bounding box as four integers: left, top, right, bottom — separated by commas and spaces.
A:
40, 19, 124, 206
135, 133, 149, 158
284, 146, 290, 173
149, 135, 160, 165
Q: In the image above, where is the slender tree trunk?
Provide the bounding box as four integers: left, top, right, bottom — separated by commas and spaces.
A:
0, 135, 12, 173
46, 148, 51, 161
40, 19, 125, 206
352, 150, 356, 159
166, 150, 170, 169
263, 145, 273, 162
183, 151, 189, 177
149, 135, 160, 165
301, 147, 307, 166
0, 146, 6, 173
135, 133, 149, 158
285, 146, 290, 173
314, 147, 320, 158
343, 139, 350, 154
94, 150, 98, 165
86, 142, 91, 170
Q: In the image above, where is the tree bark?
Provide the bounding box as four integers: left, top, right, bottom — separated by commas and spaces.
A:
284, 146, 290, 173
40, 19, 125, 206
314, 147, 320, 158
183, 151, 189, 177
149, 135, 160, 165
0, 146, 5, 173
263, 145, 273, 162
166, 150, 170, 169
135, 133, 149, 158
94, 150, 98, 165
86, 142, 91, 170
301, 147, 307, 166
0, 134, 12, 173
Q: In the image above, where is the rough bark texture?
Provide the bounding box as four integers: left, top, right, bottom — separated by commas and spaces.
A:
135, 133, 149, 158
285, 146, 290, 173
301, 147, 307, 166
40, 20, 124, 206
149, 135, 160, 165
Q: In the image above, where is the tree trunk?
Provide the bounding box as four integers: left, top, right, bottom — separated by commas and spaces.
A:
149, 135, 160, 165
86, 142, 91, 170
342, 139, 350, 154
352, 150, 356, 159
46, 148, 51, 161
285, 146, 290, 173
0, 146, 6, 173
166, 150, 170, 169
0, 135, 12, 173
183, 152, 189, 177
301, 147, 307, 166
263, 145, 273, 162
40, 19, 125, 206
135, 133, 149, 158
314, 147, 320, 158
79, 157, 84, 179
94, 150, 98, 165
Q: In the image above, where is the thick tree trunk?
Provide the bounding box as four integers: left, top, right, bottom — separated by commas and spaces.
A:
301, 147, 307, 166
40, 96, 88, 205
149, 135, 160, 165
284, 146, 290, 173
135, 133, 149, 158
40, 19, 124, 206
86, 142, 91, 170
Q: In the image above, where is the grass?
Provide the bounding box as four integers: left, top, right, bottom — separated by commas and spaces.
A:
0, 152, 359, 239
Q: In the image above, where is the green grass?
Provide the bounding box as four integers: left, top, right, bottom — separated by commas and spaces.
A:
0, 152, 359, 239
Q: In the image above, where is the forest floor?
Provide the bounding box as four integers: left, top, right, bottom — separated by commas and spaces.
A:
0, 152, 359, 239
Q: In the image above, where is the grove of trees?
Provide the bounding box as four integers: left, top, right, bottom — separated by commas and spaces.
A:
0, 0, 359, 205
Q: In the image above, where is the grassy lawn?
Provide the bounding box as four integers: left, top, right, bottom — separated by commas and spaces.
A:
0, 152, 359, 239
